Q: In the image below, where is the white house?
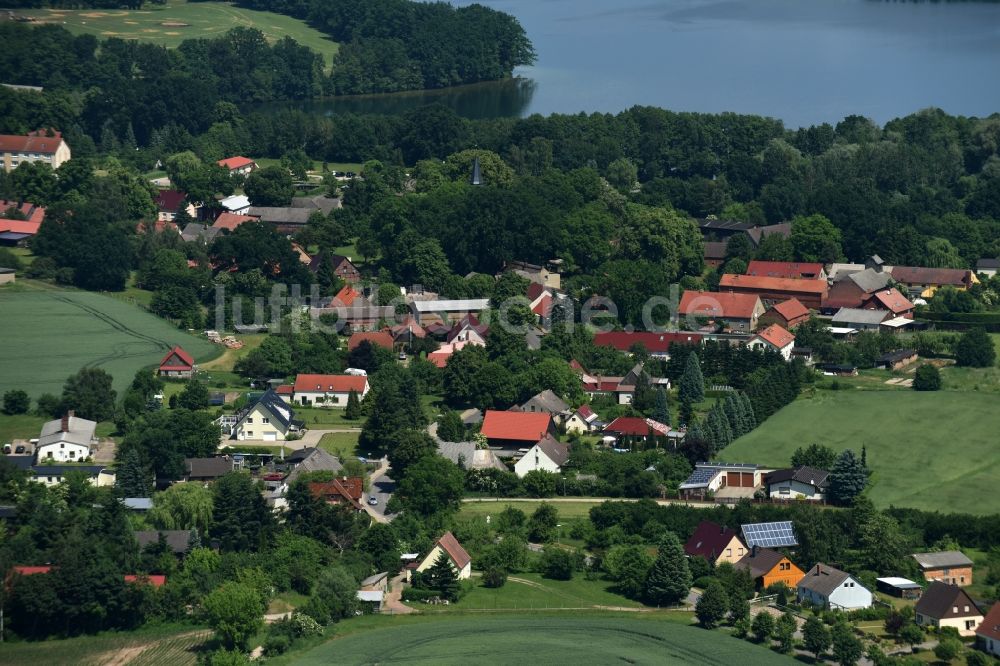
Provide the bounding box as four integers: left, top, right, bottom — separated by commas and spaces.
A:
35, 412, 96, 462
220, 194, 251, 214
30, 464, 114, 487
764, 466, 829, 501
229, 390, 303, 442
564, 405, 601, 435
292, 373, 370, 408
514, 436, 569, 478
797, 563, 873, 610
747, 323, 795, 361
415, 531, 472, 580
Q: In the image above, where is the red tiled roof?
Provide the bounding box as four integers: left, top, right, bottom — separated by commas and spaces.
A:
0, 131, 64, 155
746, 260, 825, 279
753, 324, 795, 350
154, 190, 187, 213
276, 384, 294, 395
978, 602, 1000, 642
159, 346, 194, 371
213, 212, 256, 231
335, 284, 361, 307
891, 266, 973, 287
718, 274, 829, 295
293, 374, 368, 394
124, 574, 167, 587
769, 298, 810, 321
218, 156, 255, 170
576, 405, 595, 420
526, 282, 547, 302
348, 331, 394, 351
0, 218, 41, 236
866, 288, 914, 314
684, 521, 744, 560
136, 219, 178, 234
0, 200, 45, 225
10, 565, 52, 576
679, 290, 763, 320
427, 351, 450, 368
593, 331, 703, 353
481, 410, 553, 442
309, 477, 364, 510
604, 416, 654, 437
532, 293, 553, 317
435, 531, 472, 569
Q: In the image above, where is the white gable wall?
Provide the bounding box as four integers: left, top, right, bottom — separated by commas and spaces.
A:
513, 444, 562, 478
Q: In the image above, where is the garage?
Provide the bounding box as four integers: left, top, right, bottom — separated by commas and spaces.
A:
262, 432, 277, 442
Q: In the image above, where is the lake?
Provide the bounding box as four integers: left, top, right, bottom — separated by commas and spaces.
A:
277, 0, 1000, 127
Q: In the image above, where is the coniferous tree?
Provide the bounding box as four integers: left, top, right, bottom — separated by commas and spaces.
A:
739, 391, 757, 429
723, 394, 744, 438
115, 448, 150, 498
436, 408, 466, 442
426, 552, 460, 601
644, 532, 691, 606
652, 387, 671, 425
678, 353, 705, 405
827, 449, 868, 506
695, 580, 729, 628
210, 472, 275, 552
344, 389, 362, 420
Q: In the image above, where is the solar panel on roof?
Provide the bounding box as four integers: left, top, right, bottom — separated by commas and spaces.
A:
741, 521, 798, 548
684, 469, 716, 485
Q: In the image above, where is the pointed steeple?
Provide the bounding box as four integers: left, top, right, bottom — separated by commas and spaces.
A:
471, 156, 483, 186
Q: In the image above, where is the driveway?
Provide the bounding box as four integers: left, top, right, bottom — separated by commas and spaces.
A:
218, 427, 361, 451
363, 458, 398, 523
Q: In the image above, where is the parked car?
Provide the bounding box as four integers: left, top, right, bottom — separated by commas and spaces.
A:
14, 445, 25, 454
368, 496, 378, 506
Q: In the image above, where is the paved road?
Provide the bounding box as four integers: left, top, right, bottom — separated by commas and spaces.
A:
363, 458, 398, 523
461, 497, 717, 509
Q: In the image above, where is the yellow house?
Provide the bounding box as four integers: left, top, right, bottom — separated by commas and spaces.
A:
683, 521, 748, 566
415, 531, 472, 580
915, 582, 984, 637
230, 389, 303, 442
0, 130, 71, 172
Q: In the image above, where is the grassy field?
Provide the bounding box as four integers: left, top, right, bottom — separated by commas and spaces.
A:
21, 1, 339, 66
0, 624, 210, 666
460, 500, 613, 521
724, 389, 1000, 514
318, 431, 360, 458
295, 615, 793, 665
442, 573, 644, 611
0, 284, 218, 399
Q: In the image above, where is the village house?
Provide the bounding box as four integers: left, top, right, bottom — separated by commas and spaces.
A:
976, 602, 1000, 657
480, 410, 557, 456
717, 274, 829, 310
0, 130, 71, 171
212, 212, 256, 232
703, 241, 728, 269
505, 259, 561, 290
183, 456, 234, 483
746, 260, 827, 280
797, 563, 873, 610
158, 346, 195, 378
976, 258, 1000, 278
309, 477, 364, 511
679, 462, 761, 501
746, 222, 792, 247
734, 546, 805, 590
683, 521, 748, 566
891, 266, 977, 298
228, 389, 303, 442
446, 314, 489, 346
747, 323, 795, 360
390, 318, 427, 350
764, 466, 829, 501
564, 405, 603, 435
602, 416, 671, 447
516, 389, 571, 422
513, 435, 570, 478
0, 199, 45, 246
309, 253, 361, 284
678, 290, 766, 333
914, 581, 983, 636
154, 190, 197, 222
592, 331, 703, 358
411, 299, 491, 326
35, 412, 96, 463
912, 551, 974, 586
862, 288, 915, 318
291, 373, 370, 408
416, 532, 472, 580
875, 349, 919, 371
436, 441, 507, 471
823, 267, 892, 312
31, 464, 114, 487
217, 156, 257, 177
758, 298, 810, 330
830, 308, 891, 331
347, 331, 394, 352
246, 206, 312, 233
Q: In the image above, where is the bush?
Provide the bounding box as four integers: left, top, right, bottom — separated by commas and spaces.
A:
934, 637, 961, 662
263, 634, 291, 656
482, 566, 508, 588
539, 548, 575, 580
912, 364, 942, 391
402, 588, 441, 603
2, 389, 30, 415
956, 327, 996, 367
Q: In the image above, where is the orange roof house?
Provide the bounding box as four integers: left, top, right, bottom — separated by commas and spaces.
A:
678, 290, 766, 333
124, 574, 167, 588
158, 346, 195, 378
309, 477, 364, 511
480, 410, 556, 453
347, 331, 394, 351
863, 288, 915, 318
291, 373, 370, 407
746, 260, 826, 280
748, 324, 796, 360
334, 284, 361, 307
212, 212, 257, 231
759, 298, 811, 330
217, 156, 257, 175
735, 547, 805, 589
718, 273, 829, 309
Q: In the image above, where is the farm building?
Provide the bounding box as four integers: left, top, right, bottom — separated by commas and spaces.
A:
746, 260, 826, 280
592, 331, 703, 358
875, 349, 918, 370
758, 298, 810, 330
480, 410, 556, 455
158, 346, 195, 378
717, 273, 829, 310
876, 577, 922, 600
891, 266, 977, 298
912, 551, 974, 586
678, 290, 766, 333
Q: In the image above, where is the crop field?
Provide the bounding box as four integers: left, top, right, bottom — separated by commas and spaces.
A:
20, 0, 339, 66
724, 389, 1000, 514
296, 615, 793, 665
1, 625, 210, 666
0, 285, 218, 399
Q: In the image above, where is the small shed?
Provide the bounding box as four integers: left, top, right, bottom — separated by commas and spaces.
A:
360, 572, 389, 593
876, 349, 918, 371
877, 577, 923, 600
356, 590, 384, 613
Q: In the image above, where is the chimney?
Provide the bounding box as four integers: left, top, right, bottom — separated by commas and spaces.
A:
61, 413, 69, 432
752, 544, 758, 557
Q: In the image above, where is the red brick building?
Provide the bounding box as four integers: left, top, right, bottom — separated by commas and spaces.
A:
758, 298, 811, 330
718, 273, 829, 310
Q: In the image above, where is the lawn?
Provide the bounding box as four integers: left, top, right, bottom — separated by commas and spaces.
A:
724, 389, 1000, 514
0, 624, 210, 666
0, 283, 219, 399
294, 615, 793, 665
460, 499, 615, 521
20, 1, 339, 67
318, 431, 360, 458
295, 405, 362, 429
444, 572, 644, 611
0, 413, 47, 444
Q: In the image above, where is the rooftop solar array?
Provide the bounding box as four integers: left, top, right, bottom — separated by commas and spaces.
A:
681, 468, 717, 487
741, 521, 798, 548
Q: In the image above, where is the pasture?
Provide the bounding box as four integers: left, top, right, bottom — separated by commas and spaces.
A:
724, 389, 1000, 514
295, 615, 793, 665
0, 285, 218, 399
20, 1, 339, 66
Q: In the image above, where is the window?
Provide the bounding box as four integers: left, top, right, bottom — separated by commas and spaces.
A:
262, 418, 270, 424
246, 431, 253, 437
963, 605, 969, 613
966, 620, 975, 630
246, 417, 254, 424
61, 442, 65, 448
726, 548, 732, 557
960, 576, 965, 583
953, 606, 958, 613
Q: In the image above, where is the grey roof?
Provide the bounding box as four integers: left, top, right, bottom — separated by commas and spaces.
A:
2, 455, 35, 471
697, 219, 755, 232
437, 441, 507, 471
38, 415, 96, 449
122, 497, 153, 510
135, 529, 196, 554
912, 551, 974, 569
180, 223, 221, 243
291, 195, 341, 214
220, 194, 250, 210
411, 299, 490, 313
0, 266, 16, 274
31, 464, 106, 477
519, 390, 570, 416
285, 447, 343, 485
735, 547, 788, 580
248, 207, 313, 225
765, 466, 829, 489
747, 222, 791, 245
976, 258, 1000, 270
840, 268, 891, 293
798, 563, 855, 597
831, 308, 891, 326
534, 436, 570, 468
360, 572, 388, 587
184, 456, 233, 479
460, 408, 483, 425
241, 389, 298, 430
